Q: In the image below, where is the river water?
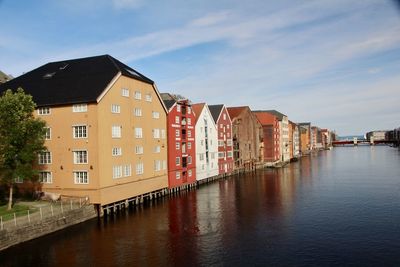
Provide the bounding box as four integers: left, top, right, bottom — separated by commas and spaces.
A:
1, 146, 400, 266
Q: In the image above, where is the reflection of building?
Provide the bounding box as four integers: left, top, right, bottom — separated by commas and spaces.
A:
161, 93, 196, 189
366, 130, 387, 141
227, 106, 262, 170
252, 111, 280, 163
192, 103, 219, 181
209, 104, 234, 175
0, 55, 168, 207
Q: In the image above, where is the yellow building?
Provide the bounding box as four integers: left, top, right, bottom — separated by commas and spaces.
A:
0, 55, 168, 208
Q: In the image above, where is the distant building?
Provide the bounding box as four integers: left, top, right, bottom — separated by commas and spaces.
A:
312, 126, 323, 149
192, 103, 219, 181
227, 106, 262, 170
209, 104, 234, 175
366, 130, 387, 141
0, 55, 169, 209
289, 121, 300, 158
298, 122, 311, 154
252, 111, 280, 163
161, 93, 196, 189
255, 110, 290, 162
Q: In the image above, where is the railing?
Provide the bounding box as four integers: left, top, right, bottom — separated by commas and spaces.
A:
0, 196, 89, 231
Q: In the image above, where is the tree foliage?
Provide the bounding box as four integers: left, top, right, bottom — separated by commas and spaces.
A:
0, 88, 46, 209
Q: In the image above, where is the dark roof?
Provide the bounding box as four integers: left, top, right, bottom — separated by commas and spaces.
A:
208, 104, 224, 122
0, 55, 154, 107
253, 110, 286, 120
163, 99, 176, 110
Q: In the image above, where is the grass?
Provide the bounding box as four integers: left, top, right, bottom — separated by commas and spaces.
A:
0, 203, 35, 221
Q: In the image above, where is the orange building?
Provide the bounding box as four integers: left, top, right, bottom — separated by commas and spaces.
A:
0, 55, 169, 209
253, 111, 280, 163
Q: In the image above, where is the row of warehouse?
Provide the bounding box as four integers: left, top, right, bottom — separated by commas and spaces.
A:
0, 55, 335, 213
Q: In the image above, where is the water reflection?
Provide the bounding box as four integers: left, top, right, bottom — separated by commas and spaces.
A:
1, 146, 400, 266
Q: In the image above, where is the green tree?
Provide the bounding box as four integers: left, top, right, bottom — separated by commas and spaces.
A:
0, 88, 46, 210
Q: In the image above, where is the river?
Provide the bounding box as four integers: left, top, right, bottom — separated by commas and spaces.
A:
1, 146, 400, 266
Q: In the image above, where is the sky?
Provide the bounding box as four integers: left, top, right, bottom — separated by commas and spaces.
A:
1, 0, 400, 135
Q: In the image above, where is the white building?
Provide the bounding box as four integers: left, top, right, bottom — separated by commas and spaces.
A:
192, 103, 219, 181
293, 123, 300, 157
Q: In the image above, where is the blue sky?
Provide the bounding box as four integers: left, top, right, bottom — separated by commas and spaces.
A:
1, 0, 400, 135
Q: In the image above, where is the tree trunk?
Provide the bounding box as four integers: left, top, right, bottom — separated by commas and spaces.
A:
7, 185, 13, 211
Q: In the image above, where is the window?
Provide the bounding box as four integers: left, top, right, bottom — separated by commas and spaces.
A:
188, 130, 191, 138
136, 163, 144, 175
227, 124, 230, 129
175, 116, 180, 124
135, 145, 144, 154
228, 151, 233, 158
161, 129, 166, 139
219, 152, 225, 159
73, 104, 87, 112
73, 125, 87, 138
188, 156, 192, 164
188, 142, 191, 149
14, 177, 23, 183
112, 126, 122, 138
111, 104, 121, 113
113, 166, 122, 179
38, 151, 51, 164
218, 140, 224, 147
199, 154, 204, 161
162, 160, 167, 170
154, 160, 161, 171
152, 111, 160, 119
122, 88, 130, 97
39, 172, 52, 184
112, 147, 122, 156
38, 107, 50, 115
153, 128, 160, 139
124, 164, 132, 177
201, 140, 204, 146
220, 124, 223, 129
175, 129, 180, 137
74, 171, 88, 184
187, 118, 191, 125
134, 91, 141, 100
176, 157, 180, 166
134, 108, 142, 116
135, 128, 143, 138
223, 114, 226, 120
188, 170, 192, 177
177, 105, 181, 112
44, 127, 51, 140
145, 94, 152, 102
188, 107, 191, 114
153, 146, 160, 153
227, 139, 232, 146
176, 142, 180, 150
73, 150, 88, 164
211, 153, 215, 159
176, 172, 180, 179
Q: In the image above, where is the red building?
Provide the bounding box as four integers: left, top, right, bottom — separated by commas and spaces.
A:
161, 93, 196, 189
253, 111, 280, 163
209, 104, 234, 175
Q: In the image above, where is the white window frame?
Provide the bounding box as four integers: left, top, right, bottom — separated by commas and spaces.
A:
74, 171, 89, 184
188, 142, 191, 149
162, 160, 167, 170
135, 128, 143, 139
136, 162, 144, 175
153, 146, 161, 153
176, 157, 180, 166
113, 165, 123, 179
38, 151, 52, 164
39, 171, 52, 184
134, 91, 142, 100
145, 93, 152, 102
134, 108, 142, 117
187, 118, 191, 125
112, 147, 122, 156
38, 107, 50, 115
176, 171, 180, 179
188, 170, 192, 177
124, 164, 132, 177
135, 146, 144, 154
152, 111, 160, 119
153, 128, 160, 139
177, 105, 181, 112
111, 104, 121, 114
73, 125, 88, 139
73, 150, 88, 164
161, 129, 166, 139
175, 116, 180, 124
176, 142, 180, 150
72, 104, 87, 113
122, 88, 130, 97
175, 129, 180, 137
154, 160, 161, 171
44, 127, 51, 140
112, 125, 122, 138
